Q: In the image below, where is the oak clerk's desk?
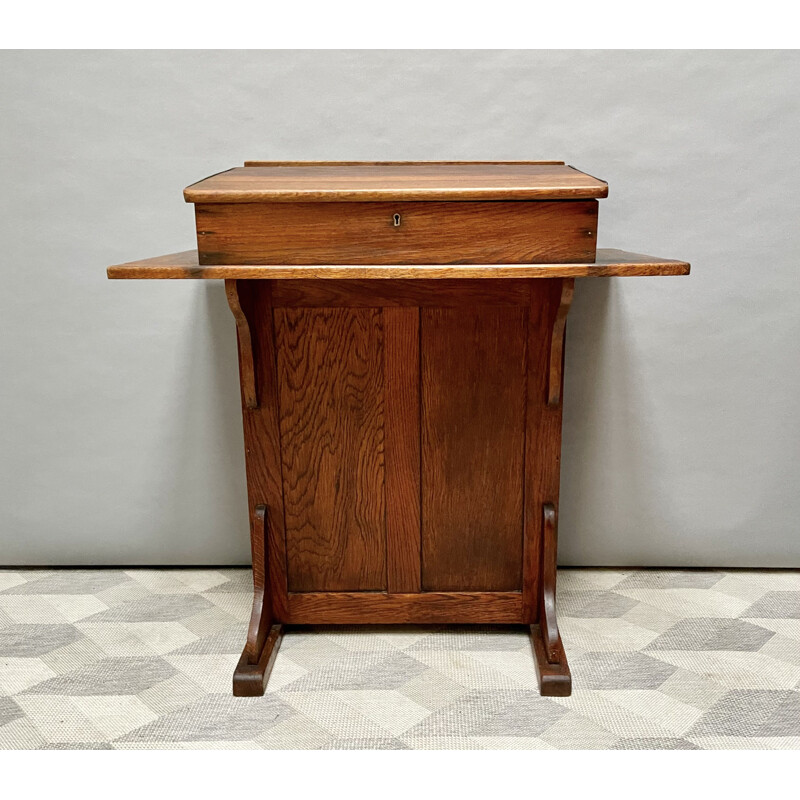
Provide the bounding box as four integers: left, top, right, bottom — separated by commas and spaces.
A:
108, 162, 689, 698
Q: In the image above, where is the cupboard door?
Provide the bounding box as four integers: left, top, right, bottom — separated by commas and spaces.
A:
420, 306, 528, 591
275, 307, 386, 592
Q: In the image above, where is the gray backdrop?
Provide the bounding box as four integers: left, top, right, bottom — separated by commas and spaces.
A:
1, 50, 798, 567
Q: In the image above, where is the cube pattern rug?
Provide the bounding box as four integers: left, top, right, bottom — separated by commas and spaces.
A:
1, 568, 799, 750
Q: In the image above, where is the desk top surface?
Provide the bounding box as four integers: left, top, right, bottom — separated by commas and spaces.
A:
108, 248, 689, 280
184, 161, 609, 203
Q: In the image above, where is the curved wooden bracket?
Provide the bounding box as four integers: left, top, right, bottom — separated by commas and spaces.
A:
540, 503, 561, 663
547, 278, 575, 407
530, 502, 571, 696
244, 504, 271, 662
225, 279, 258, 410
233, 504, 283, 697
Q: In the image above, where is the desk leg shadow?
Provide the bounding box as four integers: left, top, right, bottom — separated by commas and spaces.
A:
529, 502, 572, 696
232, 505, 284, 696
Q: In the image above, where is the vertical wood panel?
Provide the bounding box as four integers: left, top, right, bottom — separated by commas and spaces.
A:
236, 280, 289, 621
275, 307, 386, 592
421, 305, 528, 591
384, 307, 421, 593
522, 279, 568, 622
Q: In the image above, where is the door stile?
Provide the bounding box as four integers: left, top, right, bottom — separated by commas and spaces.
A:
384, 306, 422, 594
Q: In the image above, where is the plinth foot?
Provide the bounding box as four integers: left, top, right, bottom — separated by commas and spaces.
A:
233, 623, 284, 697
529, 501, 571, 696
529, 623, 572, 697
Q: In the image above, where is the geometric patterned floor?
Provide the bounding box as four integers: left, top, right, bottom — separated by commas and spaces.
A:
1, 568, 799, 749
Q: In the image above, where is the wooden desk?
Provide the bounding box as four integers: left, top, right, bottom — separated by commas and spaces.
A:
108, 162, 689, 698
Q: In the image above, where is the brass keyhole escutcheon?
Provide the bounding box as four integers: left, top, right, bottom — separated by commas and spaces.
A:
393, 213, 401, 227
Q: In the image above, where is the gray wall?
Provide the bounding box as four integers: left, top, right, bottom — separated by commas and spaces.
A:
1, 50, 798, 567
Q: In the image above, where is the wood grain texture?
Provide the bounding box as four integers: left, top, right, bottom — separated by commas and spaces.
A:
275, 307, 387, 592
230, 281, 290, 622
421, 306, 528, 592
242, 505, 271, 662
521, 279, 570, 624
233, 623, 284, 697
547, 279, 575, 407
524, 282, 573, 693
384, 307, 421, 593
286, 592, 523, 624
185, 163, 608, 202
224, 279, 257, 409
194, 201, 598, 265
271, 279, 531, 307
107, 248, 691, 280
540, 503, 562, 663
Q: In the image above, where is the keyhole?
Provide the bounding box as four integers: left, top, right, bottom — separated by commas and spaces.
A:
393, 213, 401, 227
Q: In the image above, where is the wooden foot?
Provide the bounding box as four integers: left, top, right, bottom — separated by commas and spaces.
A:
529, 623, 571, 696
531, 501, 572, 696
233, 623, 284, 697
233, 503, 282, 697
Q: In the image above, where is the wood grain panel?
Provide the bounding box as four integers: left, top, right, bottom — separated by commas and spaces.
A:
275, 307, 386, 592
384, 307, 421, 593
421, 306, 528, 591
234, 281, 289, 620
107, 248, 691, 280
271, 279, 531, 308
194, 201, 597, 265
185, 163, 608, 202
286, 592, 523, 624
522, 279, 569, 622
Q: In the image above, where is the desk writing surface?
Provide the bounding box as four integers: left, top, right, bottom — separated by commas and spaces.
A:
184, 163, 609, 203
107, 248, 690, 280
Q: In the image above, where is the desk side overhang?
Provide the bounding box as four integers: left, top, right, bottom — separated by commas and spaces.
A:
107, 248, 690, 280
